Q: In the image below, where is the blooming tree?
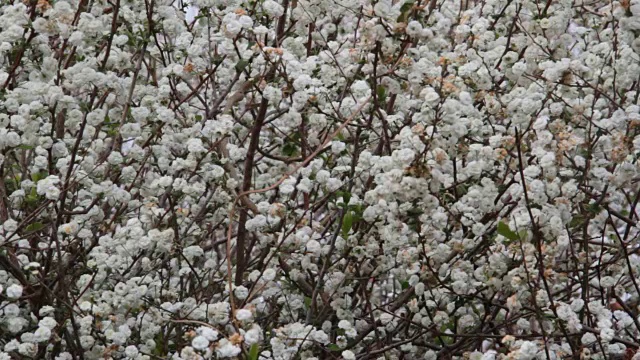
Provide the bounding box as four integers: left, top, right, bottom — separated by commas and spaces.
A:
1, 0, 640, 359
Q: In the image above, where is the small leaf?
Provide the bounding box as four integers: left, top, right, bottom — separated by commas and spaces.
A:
437, 323, 455, 345
396, 0, 414, 22
282, 142, 298, 156
31, 171, 48, 183
235, 59, 250, 72
154, 333, 165, 355
399, 0, 415, 13
25, 194, 39, 206
25, 222, 44, 233
339, 191, 352, 205
586, 203, 602, 215
376, 85, 387, 102
497, 221, 519, 241
248, 344, 260, 360
342, 211, 354, 238
456, 184, 469, 196
569, 215, 585, 228
518, 230, 528, 241
327, 344, 341, 351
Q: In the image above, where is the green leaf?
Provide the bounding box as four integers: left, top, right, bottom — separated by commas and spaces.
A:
213, 56, 225, 66
569, 215, 585, 228
586, 203, 602, 215
399, 0, 415, 13
497, 221, 519, 241
24, 222, 44, 233
350, 204, 364, 219
25, 194, 39, 206
282, 142, 298, 156
437, 322, 455, 345
396, 1, 415, 22
518, 230, 528, 241
376, 85, 387, 102
153, 333, 165, 356
31, 171, 48, 183
456, 184, 469, 196
342, 211, 354, 238
338, 191, 351, 205
235, 59, 250, 73
327, 344, 341, 352
248, 344, 260, 360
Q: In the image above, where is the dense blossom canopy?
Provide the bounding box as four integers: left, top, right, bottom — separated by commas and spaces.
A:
1, 0, 640, 359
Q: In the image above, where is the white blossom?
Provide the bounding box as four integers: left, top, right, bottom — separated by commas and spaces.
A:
216, 339, 241, 358
342, 350, 356, 360
191, 335, 209, 350
198, 327, 219, 341
6, 284, 23, 299
235, 309, 253, 321
263, 0, 285, 17
36, 176, 61, 200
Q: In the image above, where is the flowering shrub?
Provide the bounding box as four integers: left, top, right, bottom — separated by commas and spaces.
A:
1, 0, 640, 359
